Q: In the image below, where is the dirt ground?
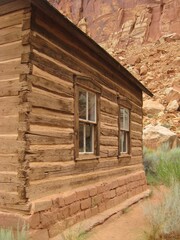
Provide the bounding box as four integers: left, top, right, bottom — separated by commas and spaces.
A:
86, 186, 167, 240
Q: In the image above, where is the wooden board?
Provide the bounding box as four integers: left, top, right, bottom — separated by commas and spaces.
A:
0, 115, 18, 134
0, 96, 19, 116
0, 135, 18, 154
0, 79, 19, 97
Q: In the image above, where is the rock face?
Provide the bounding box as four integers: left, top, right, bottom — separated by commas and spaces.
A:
50, 0, 180, 48
143, 125, 178, 149
143, 100, 165, 115
49, 0, 180, 138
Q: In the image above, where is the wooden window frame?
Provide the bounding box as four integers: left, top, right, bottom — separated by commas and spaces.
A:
118, 96, 132, 158
74, 75, 101, 161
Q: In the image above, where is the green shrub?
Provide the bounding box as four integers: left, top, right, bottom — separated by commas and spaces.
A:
143, 182, 180, 240
143, 146, 180, 186
0, 224, 28, 240
0, 228, 14, 240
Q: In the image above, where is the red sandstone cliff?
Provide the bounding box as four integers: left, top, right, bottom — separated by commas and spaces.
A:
49, 0, 180, 135
49, 0, 180, 47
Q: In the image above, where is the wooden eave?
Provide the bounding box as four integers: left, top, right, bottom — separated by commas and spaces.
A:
0, 0, 153, 97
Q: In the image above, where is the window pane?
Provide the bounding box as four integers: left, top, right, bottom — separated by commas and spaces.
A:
88, 92, 96, 122
79, 90, 86, 119
124, 108, 129, 131
86, 124, 93, 153
120, 107, 129, 130
120, 131, 128, 153
79, 123, 84, 152
120, 108, 124, 129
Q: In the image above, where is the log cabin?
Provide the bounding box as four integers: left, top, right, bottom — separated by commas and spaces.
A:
0, 0, 152, 239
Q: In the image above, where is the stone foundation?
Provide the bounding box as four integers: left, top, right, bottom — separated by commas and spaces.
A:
0, 171, 148, 240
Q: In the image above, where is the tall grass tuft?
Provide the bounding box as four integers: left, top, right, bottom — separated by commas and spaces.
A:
0, 228, 14, 240
143, 181, 180, 240
0, 223, 28, 240
143, 146, 180, 186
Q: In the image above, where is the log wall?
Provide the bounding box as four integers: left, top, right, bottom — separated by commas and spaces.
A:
0, 1, 31, 211
23, 6, 144, 201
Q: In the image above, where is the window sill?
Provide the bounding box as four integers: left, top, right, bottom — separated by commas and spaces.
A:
76, 154, 100, 161
118, 154, 131, 159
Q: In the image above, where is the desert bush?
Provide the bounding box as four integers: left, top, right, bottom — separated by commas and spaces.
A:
0, 224, 28, 240
143, 181, 180, 240
143, 146, 180, 186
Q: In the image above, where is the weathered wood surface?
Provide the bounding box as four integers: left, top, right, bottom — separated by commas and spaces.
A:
0, 0, 30, 16
27, 164, 143, 200
0, 5, 31, 210
0, 79, 19, 97
0, 116, 19, 134
0, 154, 18, 171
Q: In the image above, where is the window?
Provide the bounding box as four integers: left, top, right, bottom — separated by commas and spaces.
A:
120, 107, 130, 153
79, 89, 96, 154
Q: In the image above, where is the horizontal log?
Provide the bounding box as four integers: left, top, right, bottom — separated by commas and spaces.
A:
131, 130, 142, 140
0, 58, 29, 80
0, 9, 24, 29
101, 97, 118, 116
0, 79, 19, 97
28, 88, 74, 114
0, 135, 18, 154
29, 161, 75, 181
32, 65, 73, 89
131, 103, 142, 116
29, 125, 73, 137
0, 183, 18, 192
101, 87, 117, 103
0, 154, 18, 171
131, 122, 142, 132
100, 136, 118, 146
100, 112, 118, 127
131, 139, 142, 147
31, 33, 82, 76
0, 115, 18, 134
29, 112, 74, 128
100, 126, 118, 137
131, 156, 143, 164
0, 96, 19, 116
0, 24, 22, 45
131, 147, 142, 157
0, 41, 30, 61
0, 0, 30, 16
0, 171, 18, 183
0, 191, 20, 205
28, 74, 73, 98
26, 133, 73, 145
100, 146, 118, 157
31, 52, 73, 83
131, 112, 142, 125
26, 145, 74, 162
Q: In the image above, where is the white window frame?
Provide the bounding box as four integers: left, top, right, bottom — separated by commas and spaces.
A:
79, 89, 97, 154
120, 107, 130, 154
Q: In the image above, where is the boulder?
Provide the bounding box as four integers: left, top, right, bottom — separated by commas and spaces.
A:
166, 100, 179, 112
140, 65, 148, 75
166, 87, 180, 103
143, 100, 165, 115
143, 124, 178, 149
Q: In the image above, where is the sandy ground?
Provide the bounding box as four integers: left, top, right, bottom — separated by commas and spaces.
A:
86, 186, 167, 240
